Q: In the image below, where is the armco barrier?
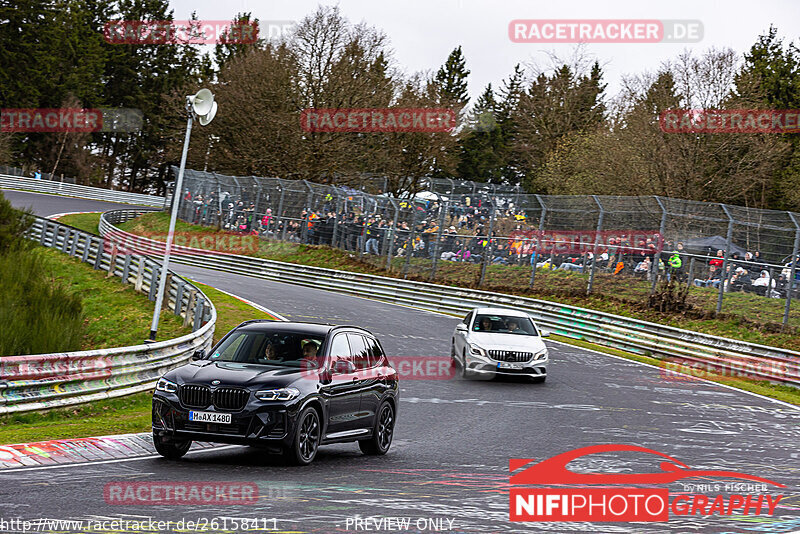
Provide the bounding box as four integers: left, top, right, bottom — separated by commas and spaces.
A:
0, 174, 165, 207
100, 209, 800, 388
0, 216, 215, 414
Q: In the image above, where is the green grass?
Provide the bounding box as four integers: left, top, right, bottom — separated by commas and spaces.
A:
55, 212, 102, 234
41, 248, 189, 349
0, 278, 276, 444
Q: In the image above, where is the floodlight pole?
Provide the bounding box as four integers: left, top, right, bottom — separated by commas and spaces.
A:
149, 102, 193, 340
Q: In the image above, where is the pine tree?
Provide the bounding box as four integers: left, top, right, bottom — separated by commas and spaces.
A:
434, 46, 470, 108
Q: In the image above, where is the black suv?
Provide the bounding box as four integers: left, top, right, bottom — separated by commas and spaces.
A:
152, 320, 398, 465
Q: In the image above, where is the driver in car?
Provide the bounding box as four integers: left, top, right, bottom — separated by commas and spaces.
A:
507, 319, 520, 333
260, 342, 278, 362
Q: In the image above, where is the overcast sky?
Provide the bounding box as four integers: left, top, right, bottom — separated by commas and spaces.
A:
169, 0, 800, 102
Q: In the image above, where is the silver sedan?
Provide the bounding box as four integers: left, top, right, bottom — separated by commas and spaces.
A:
451, 307, 549, 382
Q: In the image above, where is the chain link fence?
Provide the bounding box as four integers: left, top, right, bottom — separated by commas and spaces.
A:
172, 167, 800, 329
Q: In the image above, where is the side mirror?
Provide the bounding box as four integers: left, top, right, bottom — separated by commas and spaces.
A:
540, 330, 551, 338
456, 324, 467, 332
192, 349, 205, 361
333, 359, 355, 374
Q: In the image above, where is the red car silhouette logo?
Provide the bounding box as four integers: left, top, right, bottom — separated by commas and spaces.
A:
510, 444, 785, 487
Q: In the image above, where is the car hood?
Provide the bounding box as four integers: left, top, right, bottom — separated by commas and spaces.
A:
166, 360, 311, 388
468, 333, 546, 352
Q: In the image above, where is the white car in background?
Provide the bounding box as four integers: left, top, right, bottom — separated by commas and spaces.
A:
451, 307, 549, 383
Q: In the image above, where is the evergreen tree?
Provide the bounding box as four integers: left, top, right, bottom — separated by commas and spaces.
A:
434, 46, 470, 108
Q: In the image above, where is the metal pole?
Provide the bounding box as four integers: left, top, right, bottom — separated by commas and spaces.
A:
587, 195, 604, 295
478, 202, 496, 287
429, 197, 449, 281
530, 195, 546, 288
651, 196, 667, 294
402, 212, 417, 278
783, 212, 800, 326
150, 109, 192, 340
332, 193, 342, 249
716, 205, 734, 314
386, 198, 399, 271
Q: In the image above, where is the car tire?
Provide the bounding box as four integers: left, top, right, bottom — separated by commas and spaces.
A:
359, 402, 395, 455
460, 350, 473, 379
287, 407, 321, 465
153, 433, 192, 460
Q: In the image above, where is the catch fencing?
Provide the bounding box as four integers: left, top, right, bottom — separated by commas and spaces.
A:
0, 173, 166, 207
175, 168, 800, 328
0, 216, 215, 414
99, 208, 800, 388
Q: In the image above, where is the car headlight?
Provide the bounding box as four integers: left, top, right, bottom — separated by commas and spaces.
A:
534, 349, 549, 361
155, 378, 178, 393
255, 387, 300, 401
469, 344, 486, 357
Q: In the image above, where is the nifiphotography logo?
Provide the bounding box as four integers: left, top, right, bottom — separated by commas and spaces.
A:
509, 444, 785, 523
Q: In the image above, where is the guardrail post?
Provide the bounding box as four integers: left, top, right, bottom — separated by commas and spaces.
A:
149, 266, 160, 300
478, 202, 497, 287
175, 281, 185, 316
121, 254, 132, 283
193, 297, 204, 331
93, 239, 105, 270
81, 235, 91, 263
650, 197, 667, 294
530, 195, 547, 288
184, 289, 197, 327
134, 257, 145, 291
69, 232, 79, 256
61, 229, 71, 253
587, 195, 605, 294
162, 273, 173, 309
716, 205, 734, 314
39, 220, 49, 246
784, 212, 800, 326
106, 247, 118, 277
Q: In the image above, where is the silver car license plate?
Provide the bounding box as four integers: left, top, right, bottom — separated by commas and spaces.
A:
497, 361, 523, 370
189, 411, 231, 424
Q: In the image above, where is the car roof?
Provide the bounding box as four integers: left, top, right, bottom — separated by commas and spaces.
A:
471, 307, 530, 318
235, 320, 373, 336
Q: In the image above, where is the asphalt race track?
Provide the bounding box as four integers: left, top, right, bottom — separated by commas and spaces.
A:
3, 191, 800, 534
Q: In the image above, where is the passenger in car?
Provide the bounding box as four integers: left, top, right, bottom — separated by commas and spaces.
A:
477, 317, 492, 331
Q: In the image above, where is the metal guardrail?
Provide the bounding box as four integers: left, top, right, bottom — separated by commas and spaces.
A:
100, 209, 800, 388
0, 174, 166, 207
0, 216, 216, 414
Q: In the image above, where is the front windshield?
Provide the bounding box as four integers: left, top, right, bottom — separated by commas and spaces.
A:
472, 314, 538, 336
209, 331, 325, 367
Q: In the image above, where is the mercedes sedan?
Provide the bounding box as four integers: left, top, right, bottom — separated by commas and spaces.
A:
451, 307, 549, 382
152, 320, 398, 465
